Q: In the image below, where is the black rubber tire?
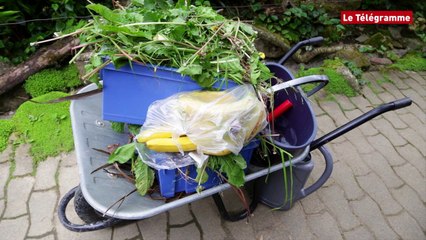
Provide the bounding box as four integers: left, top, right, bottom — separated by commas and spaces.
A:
73, 186, 109, 224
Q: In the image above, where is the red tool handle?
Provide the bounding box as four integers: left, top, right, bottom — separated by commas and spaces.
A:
267, 100, 293, 122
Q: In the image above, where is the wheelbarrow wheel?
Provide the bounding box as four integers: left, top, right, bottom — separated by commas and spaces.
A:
74, 186, 109, 224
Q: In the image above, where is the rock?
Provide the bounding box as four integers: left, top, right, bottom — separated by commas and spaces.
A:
365, 32, 393, 49
336, 66, 360, 92
355, 35, 369, 43
370, 57, 393, 65
403, 38, 424, 51
335, 47, 371, 69
392, 49, 408, 58
388, 26, 403, 40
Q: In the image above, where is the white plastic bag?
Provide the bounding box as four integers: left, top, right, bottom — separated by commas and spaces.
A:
135, 84, 267, 169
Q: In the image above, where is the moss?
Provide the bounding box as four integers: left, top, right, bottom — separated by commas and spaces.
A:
298, 67, 357, 97
0, 120, 14, 152
24, 64, 82, 98
390, 53, 426, 71
13, 92, 73, 164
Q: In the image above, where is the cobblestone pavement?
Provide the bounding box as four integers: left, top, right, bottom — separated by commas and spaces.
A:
0, 71, 425, 240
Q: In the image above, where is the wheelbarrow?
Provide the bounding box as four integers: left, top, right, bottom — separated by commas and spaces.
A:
57, 37, 412, 231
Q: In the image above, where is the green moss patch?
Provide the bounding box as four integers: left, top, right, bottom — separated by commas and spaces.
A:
24, 64, 83, 98
0, 120, 14, 152
13, 92, 73, 164
390, 53, 426, 71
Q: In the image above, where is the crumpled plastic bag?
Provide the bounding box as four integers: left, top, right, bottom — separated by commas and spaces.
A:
135, 84, 267, 169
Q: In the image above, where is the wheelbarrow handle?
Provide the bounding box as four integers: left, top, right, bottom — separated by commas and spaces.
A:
278, 36, 324, 65
267, 75, 329, 97
310, 97, 412, 150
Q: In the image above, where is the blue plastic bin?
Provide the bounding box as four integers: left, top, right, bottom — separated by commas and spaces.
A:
157, 140, 259, 198
101, 62, 237, 125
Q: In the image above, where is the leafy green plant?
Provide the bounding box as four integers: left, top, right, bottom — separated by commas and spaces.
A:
0, 120, 14, 152
23, 64, 82, 97
253, 3, 345, 43
390, 53, 426, 71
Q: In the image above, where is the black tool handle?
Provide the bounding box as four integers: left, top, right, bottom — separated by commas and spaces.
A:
310, 97, 412, 150
278, 36, 324, 65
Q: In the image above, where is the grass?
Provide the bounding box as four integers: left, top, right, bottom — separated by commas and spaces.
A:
0, 120, 14, 152
390, 53, 426, 71
12, 91, 74, 165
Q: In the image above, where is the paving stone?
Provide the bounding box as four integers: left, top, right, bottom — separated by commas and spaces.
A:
0, 215, 29, 240
381, 82, 407, 100
367, 134, 406, 166
330, 141, 371, 176
350, 196, 398, 240
60, 151, 77, 168
330, 162, 364, 200
357, 172, 402, 215
335, 95, 356, 110
272, 202, 315, 240
391, 185, 426, 231
4, 176, 34, 218
14, 143, 34, 176
28, 190, 57, 236
350, 95, 374, 113
406, 71, 426, 86
370, 119, 408, 147
363, 72, 385, 93
395, 71, 409, 79
387, 71, 410, 90
345, 109, 379, 136
0, 162, 9, 199
361, 152, 404, 189
308, 149, 335, 188
315, 114, 344, 143
395, 144, 425, 177
31, 234, 55, 240
34, 156, 60, 190
137, 212, 167, 240
387, 211, 425, 240
401, 89, 426, 111
345, 129, 376, 154
361, 86, 383, 106
58, 164, 80, 197
399, 113, 426, 140
404, 78, 426, 97
112, 222, 140, 240
191, 198, 227, 240
319, 100, 348, 126
300, 192, 325, 214
168, 204, 193, 225
404, 103, 426, 124
0, 199, 4, 214
394, 163, 426, 202
398, 128, 426, 157
223, 213, 256, 240
343, 226, 375, 240
0, 144, 13, 163
306, 211, 343, 240
317, 184, 360, 231
169, 223, 201, 240
378, 91, 409, 115
250, 204, 287, 240
383, 111, 408, 130
310, 99, 324, 115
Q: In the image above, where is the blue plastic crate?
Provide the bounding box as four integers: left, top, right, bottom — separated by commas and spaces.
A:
101, 62, 237, 125
157, 140, 259, 198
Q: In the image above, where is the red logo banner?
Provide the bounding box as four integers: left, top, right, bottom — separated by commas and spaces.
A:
341, 11, 413, 24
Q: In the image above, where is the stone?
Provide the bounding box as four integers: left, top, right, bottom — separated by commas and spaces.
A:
334, 95, 355, 110
394, 163, 426, 202
317, 184, 360, 231
168, 204, 193, 225
331, 141, 371, 176
392, 49, 408, 58
330, 161, 364, 200
0, 215, 29, 240
361, 85, 383, 105
0, 162, 10, 198
28, 190, 57, 236
398, 128, 426, 156
363, 72, 385, 93
404, 78, 426, 97
112, 223, 141, 240
380, 82, 406, 100
250, 204, 286, 240
0, 144, 13, 163
0, 199, 4, 214
300, 192, 325, 214
169, 223, 201, 240
345, 109, 379, 136
396, 143, 425, 176
137, 213, 167, 240
272, 202, 315, 240
367, 134, 406, 166
391, 185, 426, 231
320, 100, 348, 126
370, 119, 407, 147
388, 26, 403, 40
191, 198, 227, 240
387, 211, 425, 240
365, 32, 393, 49
34, 156, 60, 190
343, 226, 375, 240
60, 151, 77, 168
349, 95, 373, 113
306, 211, 343, 240
361, 152, 404, 189
386, 71, 410, 90
355, 34, 369, 43
58, 162, 80, 198
4, 176, 34, 218
399, 114, 426, 140
405, 71, 426, 86
350, 196, 398, 240
335, 47, 370, 68
14, 143, 34, 176
345, 129, 376, 154
336, 66, 360, 92
382, 111, 408, 130
370, 57, 393, 65
357, 172, 402, 215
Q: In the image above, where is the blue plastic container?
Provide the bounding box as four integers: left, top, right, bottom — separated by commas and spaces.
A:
157, 140, 259, 198
101, 62, 237, 125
